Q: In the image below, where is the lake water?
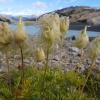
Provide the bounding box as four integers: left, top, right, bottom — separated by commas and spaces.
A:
10, 24, 100, 37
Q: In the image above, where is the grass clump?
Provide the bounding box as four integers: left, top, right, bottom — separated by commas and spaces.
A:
0, 67, 93, 100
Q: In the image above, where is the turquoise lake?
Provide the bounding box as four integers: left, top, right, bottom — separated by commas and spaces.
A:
10, 24, 100, 37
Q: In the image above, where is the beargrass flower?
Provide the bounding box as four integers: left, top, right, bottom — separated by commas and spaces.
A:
39, 13, 61, 44
0, 23, 13, 47
78, 36, 99, 100
88, 36, 100, 61
60, 16, 69, 34
15, 17, 27, 44
35, 48, 45, 62
14, 17, 28, 83
53, 13, 61, 40
41, 25, 55, 45
75, 26, 89, 49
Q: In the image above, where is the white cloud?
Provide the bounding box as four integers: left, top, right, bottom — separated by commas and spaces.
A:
32, 1, 48, 15
57, 0, 79, 5
0, 9, 46, 16
0, 0, 12, 3
0, 10, 32, 16
65, 0, 79, 4
13, 9, 46, 16
0, 9, 13, 15
0, 0, 6, 3
33, 1, 47, 9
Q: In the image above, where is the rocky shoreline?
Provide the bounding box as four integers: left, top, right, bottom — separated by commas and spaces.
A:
0, 38, 100, 73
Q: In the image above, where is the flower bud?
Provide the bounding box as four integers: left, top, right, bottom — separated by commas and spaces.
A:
35, 48, 45, 62
0, 23, 13, 46
88, 36, 100, 61
53, 13, 61, 41
75, 26, 89, 49
60, 16, 69, 34
15, 17, 27, 44
41, 25, 56, 45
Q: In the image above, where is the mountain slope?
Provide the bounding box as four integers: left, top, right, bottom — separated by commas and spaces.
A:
0, 14, 37, 23
0, 15, 11, 23
55, 6, 100, 25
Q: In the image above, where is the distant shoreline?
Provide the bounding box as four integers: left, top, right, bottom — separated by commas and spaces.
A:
70, 24, 100, 32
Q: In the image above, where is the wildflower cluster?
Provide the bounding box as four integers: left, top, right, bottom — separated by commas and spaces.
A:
0, 13, 100, 100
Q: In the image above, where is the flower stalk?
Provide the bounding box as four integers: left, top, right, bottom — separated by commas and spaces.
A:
78, 58, 96, 100
5, 51, 12, 92
75, 26, 89, 70
19, 46, 24, 82
15, 17, 28, 84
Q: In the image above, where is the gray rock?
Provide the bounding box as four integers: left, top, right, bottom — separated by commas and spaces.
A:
69, 47, 80, 53
96, 59, 100, 64
52, 55, 60, 61
69, 52, 78, 56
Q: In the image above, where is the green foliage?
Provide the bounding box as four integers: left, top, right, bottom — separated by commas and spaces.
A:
0, 67, 98, 100
65, 71, 85, 87
0, 76, 12, 100
85, 73, 100, 99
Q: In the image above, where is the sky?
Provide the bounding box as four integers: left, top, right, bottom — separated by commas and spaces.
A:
0, 0, 100, 16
